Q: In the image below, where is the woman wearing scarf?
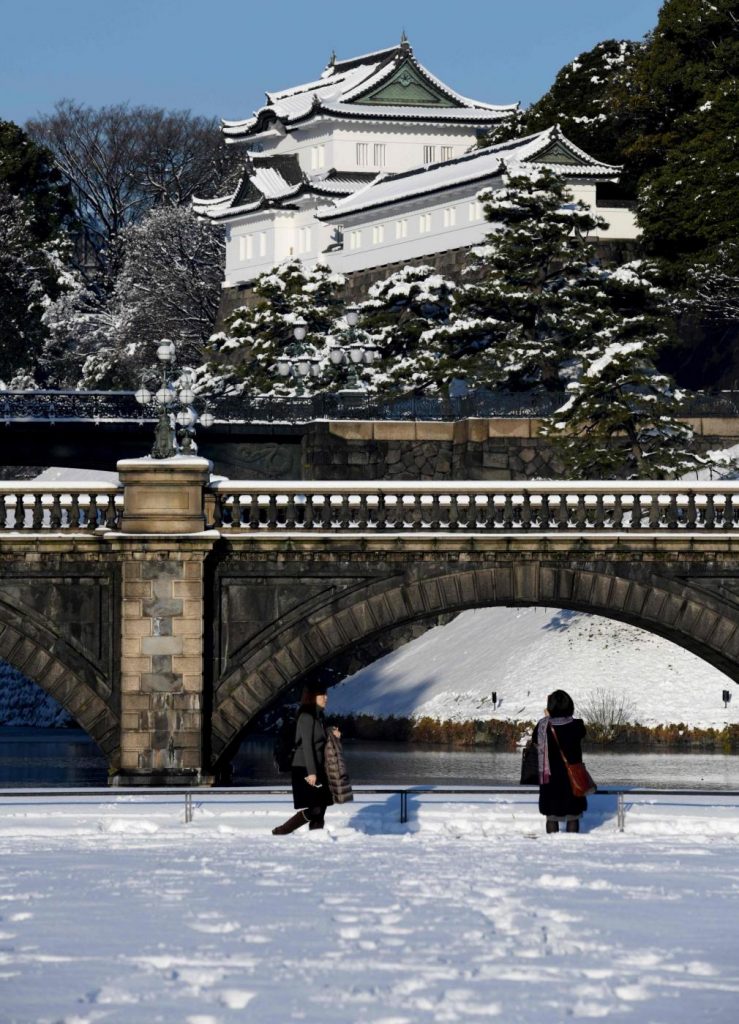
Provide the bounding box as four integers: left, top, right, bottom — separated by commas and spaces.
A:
533, 689, 587, 834
272, 683, 346, 835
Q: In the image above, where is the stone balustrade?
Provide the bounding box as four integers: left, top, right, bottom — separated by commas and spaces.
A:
208, 480, 739, 532
0, 482, 122, 531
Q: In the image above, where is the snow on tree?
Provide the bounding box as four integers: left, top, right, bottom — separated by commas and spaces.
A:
622, 0, 739, 274
204, 259, 350, 396
356, 264, 457, 393
0, 184, 69, 385
416, 167, 604, 394
542, 261, 705, 479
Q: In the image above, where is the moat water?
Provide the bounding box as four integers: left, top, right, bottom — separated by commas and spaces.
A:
0, 727, 737, 790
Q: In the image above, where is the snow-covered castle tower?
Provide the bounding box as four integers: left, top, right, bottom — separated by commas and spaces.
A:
195, 37, 638, 310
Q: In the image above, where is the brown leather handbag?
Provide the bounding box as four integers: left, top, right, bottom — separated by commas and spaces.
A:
549, 725, 597, 797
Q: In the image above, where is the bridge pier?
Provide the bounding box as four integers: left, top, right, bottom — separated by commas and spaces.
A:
110, 457, 216, 787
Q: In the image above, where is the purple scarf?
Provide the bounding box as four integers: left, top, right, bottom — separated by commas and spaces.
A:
536, 716, 574, 784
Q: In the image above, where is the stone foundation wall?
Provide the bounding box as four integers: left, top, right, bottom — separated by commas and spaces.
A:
302, 418, 739, 481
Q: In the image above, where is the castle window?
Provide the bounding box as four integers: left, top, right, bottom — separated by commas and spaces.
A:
443, 207, 456, 228
423, 145, 436, 164
468, 200, 483, 221
440, 146, 453, 161
419, 212, 431, 233
310, 144, 325, 170
349, 229, 362, 250
395, 218, 408, 240
245, 234, 254, 259
259, 232, 267, 257
372, 224, 385, 245
238, 236, 246, 261
298, 226, 312, 253
356, 142, 369, 167
374, 143, 386, 167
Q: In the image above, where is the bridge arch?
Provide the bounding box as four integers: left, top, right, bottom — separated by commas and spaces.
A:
0, 599, 119, 770
210, 561, 739, 767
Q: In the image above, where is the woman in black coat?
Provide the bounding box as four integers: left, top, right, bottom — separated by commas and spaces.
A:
272, 684, 335, 835
533, 689, 587, 834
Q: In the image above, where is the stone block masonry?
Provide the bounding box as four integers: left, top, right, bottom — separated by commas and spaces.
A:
115, 540, 214, 784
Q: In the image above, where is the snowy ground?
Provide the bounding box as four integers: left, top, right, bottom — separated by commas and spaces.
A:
2, 790, 739, 1024
330, 607, 739, 730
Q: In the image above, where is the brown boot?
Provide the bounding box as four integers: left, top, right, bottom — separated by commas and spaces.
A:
272, 811, 307, 835
566, 819, 580, 833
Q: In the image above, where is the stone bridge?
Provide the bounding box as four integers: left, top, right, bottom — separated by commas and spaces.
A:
2, 458, 739, 785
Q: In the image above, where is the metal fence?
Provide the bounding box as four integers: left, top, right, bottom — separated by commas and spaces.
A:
1, 785, 738, 832
3, 389, 739, 424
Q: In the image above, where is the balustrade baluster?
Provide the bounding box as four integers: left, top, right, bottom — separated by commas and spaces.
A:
557, 495, 569, 530
704, 493, 715, 530
722, 493, 734, 531
212, 493, 224, 528
520, 492, 532, 530
376, 493, 386, 530
358, 494, 368, 530
612, 495, 623, 530
104, 494, 117, 530
321, 494, 333, 530
267, 494, 278, 528
86, 494, 98, 530
69, 494, 80, 530
594, 495, 605, 530
538, 495, 550, 530
32, 495, 44, 530
448, 494, 459, 530
0, 495, 5, 530
502, 494, 513, 530
248, 493, 260, 529
649, 495, 661, 530
430, 494, 441, 530
411, 493, 423, 530
14, 494, 24, 530
286, 493, 297, 530
631, 493, 642, 530
575, 494, 587, 531
340, 495, 350, 530
686, 492, 697, 530
303, 495, 314, 530
49, 493, 63, 529
667, 494, 679, 530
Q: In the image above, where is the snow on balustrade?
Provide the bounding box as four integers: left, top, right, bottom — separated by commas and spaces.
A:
0, 483, 123, 531
207, 481, 739, 532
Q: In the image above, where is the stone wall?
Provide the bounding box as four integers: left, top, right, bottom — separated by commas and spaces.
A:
302, 418, 739, 481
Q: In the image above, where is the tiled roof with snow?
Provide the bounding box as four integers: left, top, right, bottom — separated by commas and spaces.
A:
317, 127, 622, 220
221, 42, 517, 141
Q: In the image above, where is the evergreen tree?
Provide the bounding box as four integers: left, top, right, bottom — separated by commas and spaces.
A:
622, 0, 739, 272
420, 168, 604, 393
542, 262, 702, 479
205, 260, 349, 396
357, 265, 456, 393
0, 119, 75, 244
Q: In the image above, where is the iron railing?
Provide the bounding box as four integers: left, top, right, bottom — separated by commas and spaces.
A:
208, 480, 739, 533
3, 389, 739, 424
0, 483, 123, 532
1, 785, 737, 832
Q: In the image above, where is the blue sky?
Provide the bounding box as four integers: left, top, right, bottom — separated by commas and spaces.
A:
1, 0, 664, 126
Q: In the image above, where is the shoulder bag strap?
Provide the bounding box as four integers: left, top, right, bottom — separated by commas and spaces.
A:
548, 723, 571, 768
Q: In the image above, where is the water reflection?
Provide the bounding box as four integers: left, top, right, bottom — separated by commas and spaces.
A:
0, 728, 737, 790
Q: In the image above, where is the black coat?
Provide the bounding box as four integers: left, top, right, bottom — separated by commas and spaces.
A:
535, 718, 588, 818
291, 708, 334, 811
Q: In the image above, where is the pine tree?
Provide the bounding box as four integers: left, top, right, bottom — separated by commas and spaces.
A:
205, 259, 349, 396
357, 264, 456, 393
622, 0, 739, 272
420, 168, 604, 393
542, 262, 703, 479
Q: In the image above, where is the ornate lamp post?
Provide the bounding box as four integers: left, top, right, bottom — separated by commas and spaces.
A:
328, 306, 379, 392
134, 340, 214, 458
275, 318, 321, 393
